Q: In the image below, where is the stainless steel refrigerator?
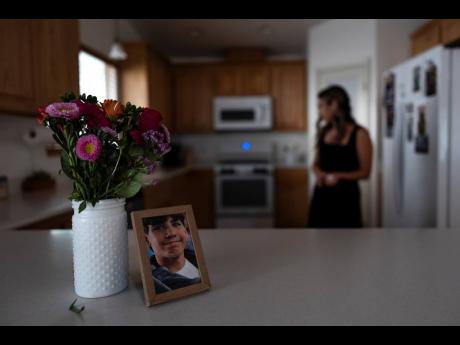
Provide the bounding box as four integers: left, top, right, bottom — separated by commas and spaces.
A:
382, 45, 460, 228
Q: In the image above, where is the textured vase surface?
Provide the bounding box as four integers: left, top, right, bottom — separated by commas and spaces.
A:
71, 198, 128, 298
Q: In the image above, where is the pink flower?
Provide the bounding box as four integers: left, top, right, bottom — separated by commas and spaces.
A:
76, 134, 102, 161
45, 102, 80, 120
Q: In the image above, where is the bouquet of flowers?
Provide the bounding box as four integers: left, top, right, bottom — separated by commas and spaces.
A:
38, 92, 171, 213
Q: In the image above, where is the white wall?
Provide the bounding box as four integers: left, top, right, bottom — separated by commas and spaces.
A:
79, 19, 143, 57
0, 115, 62, 188
307, 18, 428, 227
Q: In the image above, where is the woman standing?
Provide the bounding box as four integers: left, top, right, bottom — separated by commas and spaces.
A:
308, 85, 373, 228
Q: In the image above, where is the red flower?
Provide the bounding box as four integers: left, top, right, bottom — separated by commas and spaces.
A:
139, 108, 163, 133
74, 100, 111, 129
130, 130, 144, 146
37, 106, 47, 125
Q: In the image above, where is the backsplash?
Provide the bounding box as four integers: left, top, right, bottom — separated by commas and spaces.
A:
0, 114, 62, 184
174, 132, 309, 166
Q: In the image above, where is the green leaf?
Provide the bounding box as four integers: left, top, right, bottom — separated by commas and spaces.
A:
144, 150, 159, 162
69, 298, 85, 314
116, 173, 144, 198
78, 201, 87, 213
61, 91, 76, 102
129, 145, 143, 157
60, 152, 73, 179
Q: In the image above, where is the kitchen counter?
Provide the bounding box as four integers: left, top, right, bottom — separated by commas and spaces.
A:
0, 178, 74, 231
0, 166, 197, 231
1, 228, 460, 325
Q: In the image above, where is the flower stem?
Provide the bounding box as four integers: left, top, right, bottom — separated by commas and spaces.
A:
105, 146, 123, 196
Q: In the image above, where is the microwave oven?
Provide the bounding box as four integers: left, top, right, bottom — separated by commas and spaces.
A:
213, 95, 273, 131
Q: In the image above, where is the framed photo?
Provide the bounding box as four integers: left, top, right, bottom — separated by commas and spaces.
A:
131, 205, 211, 306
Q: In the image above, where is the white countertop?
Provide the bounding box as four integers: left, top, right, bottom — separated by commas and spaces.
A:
0, 178, 74, 231
0, 166, 196, 231
1, 228, 460, 325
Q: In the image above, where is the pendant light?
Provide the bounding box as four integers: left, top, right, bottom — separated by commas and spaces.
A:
109, 19, 128, 61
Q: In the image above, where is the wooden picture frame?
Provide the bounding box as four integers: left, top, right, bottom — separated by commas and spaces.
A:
131, 205, 211, 306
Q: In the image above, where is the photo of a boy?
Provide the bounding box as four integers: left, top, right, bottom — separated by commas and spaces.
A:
143, 213, 201, 294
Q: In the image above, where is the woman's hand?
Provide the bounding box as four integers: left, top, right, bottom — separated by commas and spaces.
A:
315, 169, 328, 187
324, 173, 340, 187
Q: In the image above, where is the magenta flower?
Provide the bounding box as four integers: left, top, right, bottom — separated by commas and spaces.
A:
76, 134, 102, 161
73, 100, 111, 129
45, 102, 80, 120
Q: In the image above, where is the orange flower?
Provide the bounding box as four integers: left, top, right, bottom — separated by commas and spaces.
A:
102, 99, 124, 118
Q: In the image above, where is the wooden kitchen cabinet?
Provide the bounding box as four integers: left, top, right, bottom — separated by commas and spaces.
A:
143, 169, 215, 228
173, 64, 214, 133
0, 20, 38, 115
34, 20, 80, 106
119, 43, 173, 129
411, 20, 443, 56
16, 210, 73, 230
0, 19, 79, 116
270, 61, 307, 131
441, 19, 460, 45
186, 169, 215, 228
275, 168, 309, 228
214, 62, 270, 96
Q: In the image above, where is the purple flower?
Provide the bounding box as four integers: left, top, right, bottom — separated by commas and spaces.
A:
76, 134, 102, 161
45, 102, 80, 120
144, 159, 157, 175
101, 126, 118, 138
142, 126, 171, 157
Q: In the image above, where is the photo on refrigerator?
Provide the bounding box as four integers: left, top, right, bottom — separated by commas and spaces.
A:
406, 103, 414, 142
413, 66, 421, 92
425, 61, 437, 97
415, 105, 429, 154
383, 73, 396, 138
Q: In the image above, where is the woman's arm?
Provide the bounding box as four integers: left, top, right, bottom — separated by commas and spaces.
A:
324, 128, 373, 186
312, 148, 326, 187
336, 128, 373, 181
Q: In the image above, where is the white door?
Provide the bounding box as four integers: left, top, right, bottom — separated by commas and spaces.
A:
316, 61, 373, 227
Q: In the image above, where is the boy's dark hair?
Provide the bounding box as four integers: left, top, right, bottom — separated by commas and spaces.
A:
143, 213, 186, 234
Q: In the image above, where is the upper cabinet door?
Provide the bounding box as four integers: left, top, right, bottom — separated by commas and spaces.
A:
214, 63, 270, 96
411, 20, 442, 57
174, 64, 214, 133
214, 64, 239, 96
0, 20, 38, 115
441, 19, 460, 45
0, 19, 79, 116
237, 63, 270, 95
270, 61, 307, 131
35, 19, 80, 106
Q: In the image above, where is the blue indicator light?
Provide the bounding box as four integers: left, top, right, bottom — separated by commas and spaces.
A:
241, 141, 252, 151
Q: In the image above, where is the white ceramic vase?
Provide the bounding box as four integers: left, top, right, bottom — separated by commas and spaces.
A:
71, 198, 128, 298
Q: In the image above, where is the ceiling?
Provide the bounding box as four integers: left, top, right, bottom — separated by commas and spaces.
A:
129, 19, 326, 58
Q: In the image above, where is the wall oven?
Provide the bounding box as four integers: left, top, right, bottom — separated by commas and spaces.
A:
213, 96, 273, 131
215, 161, 274, 216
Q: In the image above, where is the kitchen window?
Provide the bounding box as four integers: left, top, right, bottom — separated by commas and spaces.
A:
78, 49, 118, 101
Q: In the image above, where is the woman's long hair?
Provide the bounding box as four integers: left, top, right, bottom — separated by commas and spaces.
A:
316, 85, 356, 147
